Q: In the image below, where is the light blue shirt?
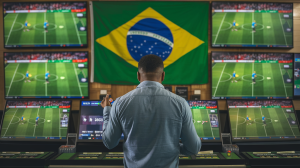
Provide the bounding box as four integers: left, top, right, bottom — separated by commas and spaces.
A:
233, 73, 236, 77
103, 81, 201, 168
233, 22, 236, 26
45, 73, 49, 79
252, 22, 256, 27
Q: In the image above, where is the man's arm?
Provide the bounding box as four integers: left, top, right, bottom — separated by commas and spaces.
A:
180, 101, 201, 156
102, 99, 123, 149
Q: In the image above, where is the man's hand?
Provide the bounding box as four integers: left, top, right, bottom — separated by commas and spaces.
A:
101, 94, 111, 108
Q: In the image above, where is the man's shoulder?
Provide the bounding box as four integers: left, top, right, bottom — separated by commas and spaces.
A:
115, 87, 187, 104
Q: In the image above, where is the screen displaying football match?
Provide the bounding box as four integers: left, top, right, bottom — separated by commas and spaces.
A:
0, 100, 71, 140
294, 54, 300, 97
228, 100, 300, 141
4, 52, 89, 99
188, 101, 220, 141
212, 2, 293, 48
3, 2, 87, 48
212, 52, 293, 99
79, 101, 123, 141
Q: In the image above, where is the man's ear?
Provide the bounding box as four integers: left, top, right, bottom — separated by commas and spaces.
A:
137, 71, 141, 82
161, 71, 165, 82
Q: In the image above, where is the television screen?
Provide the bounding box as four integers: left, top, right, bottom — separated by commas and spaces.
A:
3, 2, 87, 48
0, 100, 71, 140
294, 54, 300, 98
228, 100, 300, 141
4, 52, 89, 99
211, 2, 293, 48
78, 101, 123, 141
212, 52, 293, 99
187, 100, 220, 141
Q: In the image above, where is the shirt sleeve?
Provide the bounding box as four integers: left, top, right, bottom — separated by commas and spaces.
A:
102, 100, 123, 149
179, 101, 202, 156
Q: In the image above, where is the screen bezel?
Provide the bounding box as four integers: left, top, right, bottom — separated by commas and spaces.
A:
187, 100, 221, 142
0, 99, 72, 141
211, 51, 294, 100
227, 99, 300, 142
3, 51, 90, 100
294, 54, 300, 99
2, 1, 88, 49
210, 1, 294, 49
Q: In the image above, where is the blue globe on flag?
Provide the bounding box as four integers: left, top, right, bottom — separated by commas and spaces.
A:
126, 18, 174, 62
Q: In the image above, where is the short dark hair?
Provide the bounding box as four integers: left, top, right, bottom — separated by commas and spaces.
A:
138, 55, 164, 73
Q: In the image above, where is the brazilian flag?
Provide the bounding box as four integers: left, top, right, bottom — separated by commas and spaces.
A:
92, 1, 208, 85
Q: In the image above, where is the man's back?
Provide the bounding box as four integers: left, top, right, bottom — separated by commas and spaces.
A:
103, 81, 201, 168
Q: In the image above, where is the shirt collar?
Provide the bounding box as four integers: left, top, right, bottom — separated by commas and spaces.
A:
137, 81, 164, 89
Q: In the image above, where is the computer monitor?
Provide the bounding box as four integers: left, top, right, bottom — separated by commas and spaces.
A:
227, 100, 300, 142
0, 100, 71, 141
211, 2, 293, 48
187, 100, 220, 141
3, 2, 87, 48
78, 100, 123, 141
211, 52, 293, 99
4, 52, 89, 99
294, 54, 300, 99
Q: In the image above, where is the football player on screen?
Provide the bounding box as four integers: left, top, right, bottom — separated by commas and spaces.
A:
44, 20, 49, 33
262, 115, 266, 126
20, 115, 25, 125
45, 71, 50, 84
25, 71, 31, 83
232, 71, 237, 83
36, 115, 40, 126
24, 21, 29, 32
232, 20, 237, 31
246, 115, 251, 125
252, 20, 256, 32
252, 71, 257, 84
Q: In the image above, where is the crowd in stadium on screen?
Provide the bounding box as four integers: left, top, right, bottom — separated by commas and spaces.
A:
228, 100, 292, 106
3, 2, 86, 11
212, 53, 293, 61
7, 101, 70, 106
212, 2, 292, 10
189, 101, 217, 107
4, 52, 87, 61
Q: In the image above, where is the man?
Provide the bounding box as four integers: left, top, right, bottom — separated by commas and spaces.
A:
246, 115, 251, 125
36, 115, 40, 126
232, 20, 237, 31
262, 115, 266, 126
252, 20, 256, 32
232, 71, 237, 83
24, 21, 29, 32
44, 20, 49, 33
101, 55, 201, 168
25, 71, 31, 83
252, 71, 257, 84
20, 115, 25, 125
45, 71, 50, 84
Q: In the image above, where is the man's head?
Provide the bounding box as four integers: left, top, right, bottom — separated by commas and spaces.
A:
138, 54, 165, 83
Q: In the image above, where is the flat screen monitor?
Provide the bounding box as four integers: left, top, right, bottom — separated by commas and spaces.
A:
227, 100, 300, 142
4, 52, 89, 99
187, 100, 220, 141
294, 54, 300, 98
3, 2, 87, 48
78, 100, 123, 141
211, 2, 293, 48
0, 100, 71, 141
212, 52, 293, 99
